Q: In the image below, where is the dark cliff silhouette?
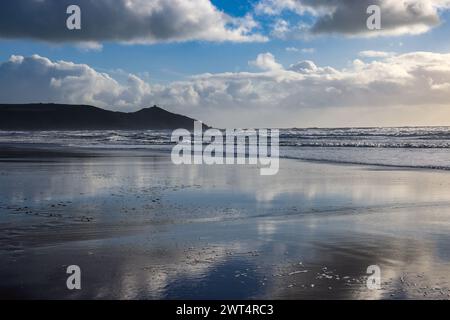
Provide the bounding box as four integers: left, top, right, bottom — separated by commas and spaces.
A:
0, 104, 208, 130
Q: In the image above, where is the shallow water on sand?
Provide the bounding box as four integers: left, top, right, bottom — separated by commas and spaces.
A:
1, 146, 450, 299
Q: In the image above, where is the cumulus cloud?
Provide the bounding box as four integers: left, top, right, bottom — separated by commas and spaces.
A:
257, 0, 450, 37
249, 52, 283, 71
2, 52, 450, 127
0, 0, 266, 44
0, 54, 129, 108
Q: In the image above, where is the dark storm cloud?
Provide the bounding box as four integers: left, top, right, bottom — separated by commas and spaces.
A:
0, 0, 265, 43
256, 0, 448, 37
310, 0, 441, 36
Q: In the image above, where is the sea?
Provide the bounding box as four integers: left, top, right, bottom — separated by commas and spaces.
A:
1, 127, 450, 170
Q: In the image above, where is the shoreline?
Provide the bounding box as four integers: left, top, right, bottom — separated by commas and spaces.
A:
1, 141, 450, 173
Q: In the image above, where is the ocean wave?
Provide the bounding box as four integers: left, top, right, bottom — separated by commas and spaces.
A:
2, 128, 450, 170
280, 155, 450, 171
280, 141, 450, 148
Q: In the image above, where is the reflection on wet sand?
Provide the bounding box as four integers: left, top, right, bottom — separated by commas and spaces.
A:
1, 146, 450, 299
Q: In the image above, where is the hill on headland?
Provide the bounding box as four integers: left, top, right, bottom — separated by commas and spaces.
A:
0, 104, 208, 130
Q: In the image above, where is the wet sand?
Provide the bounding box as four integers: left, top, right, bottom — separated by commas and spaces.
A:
1, 143, 450, 299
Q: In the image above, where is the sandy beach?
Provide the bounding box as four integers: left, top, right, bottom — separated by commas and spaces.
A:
1, 143, 450, 299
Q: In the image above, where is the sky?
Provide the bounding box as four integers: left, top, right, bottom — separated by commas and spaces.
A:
1, 0, 450, 128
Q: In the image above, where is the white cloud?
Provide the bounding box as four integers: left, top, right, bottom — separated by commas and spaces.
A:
359, 50, 396, 58
286, 47, 315, 53
75, 42, 103, 52
3, 52, 450, 127
270, 19, 312, 40
0, 0, 266, 44
249, 52, 283, 71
